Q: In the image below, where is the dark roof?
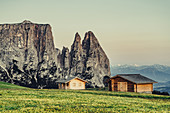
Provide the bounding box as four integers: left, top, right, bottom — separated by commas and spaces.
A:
56, 76, 87, 83
111, 74, 157, 84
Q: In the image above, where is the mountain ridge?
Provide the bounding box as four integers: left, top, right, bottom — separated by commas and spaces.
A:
0, 20, 111, 88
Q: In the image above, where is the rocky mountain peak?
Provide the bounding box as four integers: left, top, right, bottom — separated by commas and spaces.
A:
22, 20, 33, 24
70, 31, 110, 87
0, 21, 57, 88
71, 32, 82, 51
0, 21, 111, 88
87, 31, 95, 36
74, 32, 81, 42
84, 31, 95, 40
82, 31, 100, 51
62, 46, 69, 55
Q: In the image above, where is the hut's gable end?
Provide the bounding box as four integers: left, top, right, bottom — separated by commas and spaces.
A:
69, 78, 86, 89
111, 77, 134, 92
56, 77, 87, 90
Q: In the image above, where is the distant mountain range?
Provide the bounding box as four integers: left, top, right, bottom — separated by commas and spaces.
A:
154, 81, 170, 93
111, 64, 170, 82
110, 64, 170, 93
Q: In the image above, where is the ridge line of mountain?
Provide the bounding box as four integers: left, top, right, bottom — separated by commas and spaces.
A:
0, 20, 111, 88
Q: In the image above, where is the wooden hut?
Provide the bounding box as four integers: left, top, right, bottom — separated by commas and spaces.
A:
108, 74, 157, 93
56, 77, 87, 90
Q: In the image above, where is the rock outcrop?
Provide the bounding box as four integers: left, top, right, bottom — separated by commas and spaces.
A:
0, 20, 110, 88
0, 20, 58, 88
70, 33, 84, 76
69, 31, 110, 87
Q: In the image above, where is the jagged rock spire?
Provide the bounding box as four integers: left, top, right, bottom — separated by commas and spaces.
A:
81, 31, 110, 87
74, 32, 81, 42
0, 19, 111, 89
71, 32, 82, 51
84, 31, 95, 40
70, 32, 83, 75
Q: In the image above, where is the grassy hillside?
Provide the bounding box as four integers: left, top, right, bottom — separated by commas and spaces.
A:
0, 82, 169, 112
0, 81, 28, 89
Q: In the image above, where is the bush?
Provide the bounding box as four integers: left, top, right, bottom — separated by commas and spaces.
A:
152, 90, 169, 96
161, 92, 169, 96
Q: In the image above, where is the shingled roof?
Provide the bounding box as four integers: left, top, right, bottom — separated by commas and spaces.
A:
56, 76, 87, 83
111, 74, 157, 84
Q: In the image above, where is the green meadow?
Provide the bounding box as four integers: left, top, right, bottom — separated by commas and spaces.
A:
0, 81, 169, 113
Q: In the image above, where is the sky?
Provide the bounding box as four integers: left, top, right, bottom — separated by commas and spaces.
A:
0, 0, 170, 65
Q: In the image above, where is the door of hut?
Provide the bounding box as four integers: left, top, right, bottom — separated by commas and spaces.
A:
118, 82, 127, 92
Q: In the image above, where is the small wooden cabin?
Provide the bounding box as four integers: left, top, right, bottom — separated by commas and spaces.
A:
109, 74, 157, 93
56, 77, 87, 90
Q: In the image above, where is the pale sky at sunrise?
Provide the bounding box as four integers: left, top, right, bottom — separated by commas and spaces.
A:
0, 0, 170, 65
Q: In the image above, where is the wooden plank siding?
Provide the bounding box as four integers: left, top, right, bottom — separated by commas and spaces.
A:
111, 77, 134, 92
69, 78, 86, 89
134, 84, 137, 92
136, 83, 153, 92
109, 77, 153, 93
111, 79, 114, 91
117, 82, 127, 92
57, 78, 86, 90
109, 74, 156, 93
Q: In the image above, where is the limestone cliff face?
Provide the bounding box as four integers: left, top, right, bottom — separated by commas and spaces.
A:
0, 21, 110, 88
0, 20, 58, 88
